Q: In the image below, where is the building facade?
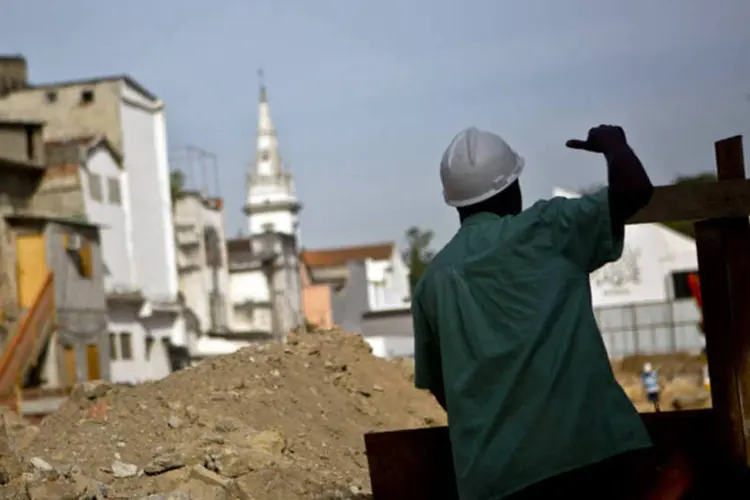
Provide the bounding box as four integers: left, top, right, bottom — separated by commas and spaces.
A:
0, 119, 109, 417
0, 58, 187, 381
553, 188, 704, 357
174, 192, 234, 357
301, 242, 413, 358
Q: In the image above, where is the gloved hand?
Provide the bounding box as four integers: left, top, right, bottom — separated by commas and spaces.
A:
566, 125, 629, 155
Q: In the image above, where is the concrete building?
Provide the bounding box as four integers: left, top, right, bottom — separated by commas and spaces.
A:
0, 118, 109, 418
552, 188, 704, 357
301, 242, 413, 359
221, 79, 303, 353
39, 136, 179, 383
0, 56, 188, 381
173, 191, 234, 358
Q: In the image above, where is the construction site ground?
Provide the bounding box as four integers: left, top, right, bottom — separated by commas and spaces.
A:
0, 330, 710, 500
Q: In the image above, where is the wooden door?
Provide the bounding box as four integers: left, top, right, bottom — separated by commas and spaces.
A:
63, 345, 77, 387
16, 233, 48, 308
86, 344, 101, 381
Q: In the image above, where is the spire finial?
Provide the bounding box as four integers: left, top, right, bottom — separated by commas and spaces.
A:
258, 68, 267, 103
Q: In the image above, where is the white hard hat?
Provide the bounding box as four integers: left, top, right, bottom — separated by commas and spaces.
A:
440, 127, 524, 207
643, 362, 653, 372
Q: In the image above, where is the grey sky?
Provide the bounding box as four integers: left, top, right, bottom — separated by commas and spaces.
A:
1, 0, 749, 251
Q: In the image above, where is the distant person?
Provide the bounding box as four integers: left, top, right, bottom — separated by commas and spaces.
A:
411, 125, 656, 499
641, 362, 661, 412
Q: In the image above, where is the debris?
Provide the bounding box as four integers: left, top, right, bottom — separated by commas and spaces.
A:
2, 329, 444, 497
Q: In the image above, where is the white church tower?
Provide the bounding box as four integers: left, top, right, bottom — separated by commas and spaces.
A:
244, 72, 301, 237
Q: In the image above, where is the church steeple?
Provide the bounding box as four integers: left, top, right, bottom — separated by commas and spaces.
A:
254, 69, 282, 178
244, 70, 301, 238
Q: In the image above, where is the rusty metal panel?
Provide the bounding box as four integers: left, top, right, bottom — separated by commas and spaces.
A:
365, 425, 457, 500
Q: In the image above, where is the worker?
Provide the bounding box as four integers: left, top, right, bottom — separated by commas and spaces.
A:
411, 125, 655, 499
641, 362, 661, 412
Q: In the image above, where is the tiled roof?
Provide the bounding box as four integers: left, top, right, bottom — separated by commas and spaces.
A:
301, 242, 394, 268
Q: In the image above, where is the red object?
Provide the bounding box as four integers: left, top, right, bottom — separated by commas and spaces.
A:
687, 273, 703, 309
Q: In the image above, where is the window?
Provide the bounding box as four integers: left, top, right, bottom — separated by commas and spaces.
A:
79, 239, 94, 278
107, 177, 121, 204
120, 333, 133, 360
24, 126, 35, 160
260, 150, 269, 161
45, 91, 57, 103
262, 222, 274, 233
145, 336, 155, 360
672, 270, 698, 300
64, 233, 94, 278
109, 333, 118, 359
89, 173, 103, 201
80, 89, 94, 104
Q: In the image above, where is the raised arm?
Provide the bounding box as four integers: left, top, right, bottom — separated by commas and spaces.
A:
566, 125, 654, 239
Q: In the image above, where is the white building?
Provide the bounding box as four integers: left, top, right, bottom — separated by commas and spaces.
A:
174, 192, 237, 358
553, 188, 704, 357
301, 242, 413, 359
0, 68, 188, 382
222, 79, 303, 349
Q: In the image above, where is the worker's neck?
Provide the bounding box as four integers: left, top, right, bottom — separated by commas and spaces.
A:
458, 185, 522, 223
459, 206, 520, 223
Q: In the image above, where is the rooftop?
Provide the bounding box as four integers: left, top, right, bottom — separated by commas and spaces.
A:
45, 135, 123, 166
5, 73, 158, 102
301, 242, 394, 268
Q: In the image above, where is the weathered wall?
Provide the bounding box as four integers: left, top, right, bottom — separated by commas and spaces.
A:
301, 261, 333, 329
46, 223, 106, 327
0, 81, 123, 153
0, 169, 44, 317
45, 222, 109, 383
0, 57, 28, 97
34, 164, 86, 216
80, 146, 135, 292
0, 123, 43, 165
274, 236, 302, 334
331, 261, 369, 333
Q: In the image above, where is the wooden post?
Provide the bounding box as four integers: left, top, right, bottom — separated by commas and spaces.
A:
14, 374, 21, 417
694, 136, 750, 469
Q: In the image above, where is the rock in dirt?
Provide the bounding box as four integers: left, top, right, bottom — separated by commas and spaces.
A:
26, 481, 78, 500
167, 415, 184, 429
111, 459, 139, 478
144, 450, 187, 476
29, 457, 53, 473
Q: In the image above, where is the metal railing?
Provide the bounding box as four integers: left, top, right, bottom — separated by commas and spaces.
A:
594, 298, 704, 358
0, 272, 56, 397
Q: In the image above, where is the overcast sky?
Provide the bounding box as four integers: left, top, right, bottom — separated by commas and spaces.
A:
1, 0, 749, 251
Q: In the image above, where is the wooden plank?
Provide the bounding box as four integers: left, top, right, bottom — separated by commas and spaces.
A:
628, 178, 750, 224
695, 220, 745, 466
365, 411, 741, 500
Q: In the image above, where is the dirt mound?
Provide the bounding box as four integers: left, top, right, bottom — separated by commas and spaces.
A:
0, 330, 445, 499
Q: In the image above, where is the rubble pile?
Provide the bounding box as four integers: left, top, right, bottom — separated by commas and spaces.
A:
0, 330, 446, 499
